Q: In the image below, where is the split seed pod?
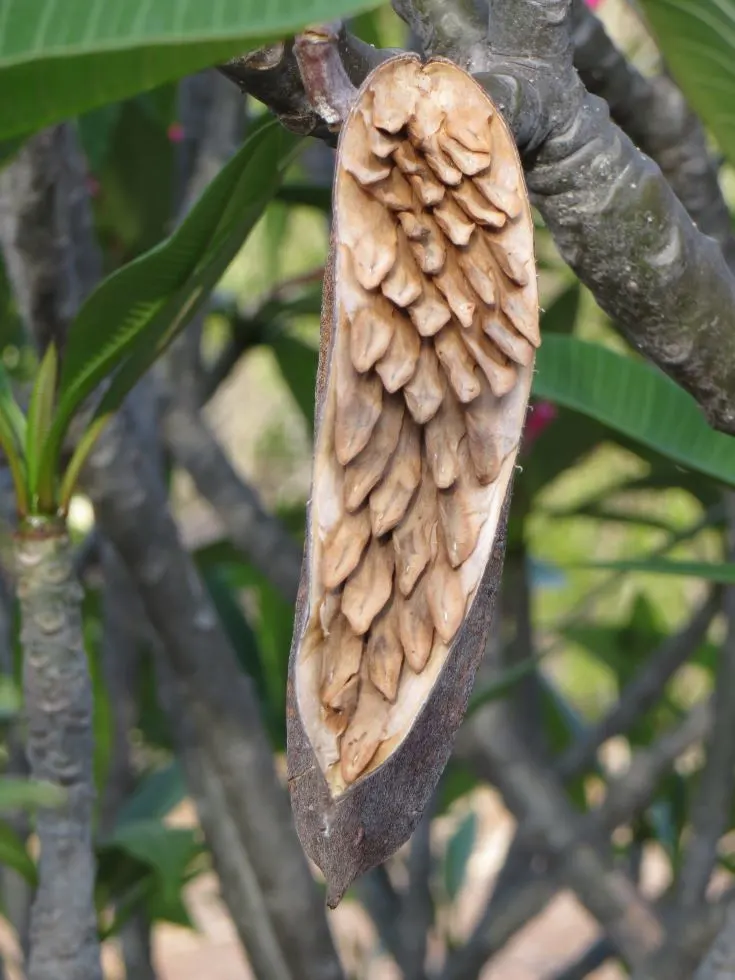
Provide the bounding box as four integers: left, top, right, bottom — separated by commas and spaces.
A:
287, 55, 538, 905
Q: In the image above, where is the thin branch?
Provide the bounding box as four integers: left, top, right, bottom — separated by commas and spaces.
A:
3, 116, 345, 980
401, 804, 434, 980
569, 0, 735, 268
549, 938, 614, 980
220, 27, 398, 143
694, 902, 735, 980
293, 22, 358, 129
160, 394, 303, 602
450, 692, 712, 980
558, 589, 720, 779
354, 867, 405, 967
676, 499, 735, 910
591, 698, 712, 836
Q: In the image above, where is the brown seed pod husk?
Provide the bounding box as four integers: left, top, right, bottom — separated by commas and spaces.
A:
287, 54, 538, 907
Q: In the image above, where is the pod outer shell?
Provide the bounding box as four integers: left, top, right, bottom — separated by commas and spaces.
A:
286, 53, 521, 906
286, 247, 512, 900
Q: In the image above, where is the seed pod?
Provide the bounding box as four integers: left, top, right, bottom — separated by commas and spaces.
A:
286, 54, 538, 907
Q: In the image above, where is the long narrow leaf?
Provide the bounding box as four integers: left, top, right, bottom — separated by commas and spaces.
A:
42, 120, 301, 503
0, 0, 380, 139
0, 362, 26, 446
578, 559, 735, 585
640, 0, 735, 165
534, 335, 735, 487
25, 342, 57, 507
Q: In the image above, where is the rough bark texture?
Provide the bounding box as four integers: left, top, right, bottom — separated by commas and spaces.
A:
570, 0, 735, 267
221, 1, 735, 433
15, 522, 102, 980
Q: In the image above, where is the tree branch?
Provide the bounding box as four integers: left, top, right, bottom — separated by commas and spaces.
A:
693, 902, 735, 980
224, 2, 735, 431
569, 0, 735, 268
391, 0, 488, 68
676, 596, 735, 909
1, 118, 345, 980
0, 129, 103, 980
450, 688, 712, 979
558, 589, 720, 779
401, 803, 434, 980
15, 521, 102, 980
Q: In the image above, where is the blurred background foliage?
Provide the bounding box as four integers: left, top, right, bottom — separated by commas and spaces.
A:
0, 0, 734, 977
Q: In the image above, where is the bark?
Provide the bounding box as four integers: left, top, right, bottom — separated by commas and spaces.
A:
221, 2, 735, 432
570, 0, 735, 267
0, 118, 345, 980
14, 520, 102, 980
84, 405, 344, 980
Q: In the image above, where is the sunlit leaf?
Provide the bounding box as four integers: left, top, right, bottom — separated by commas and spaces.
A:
41, 119, 301, 509
0, 0, 381, 139
640, 0, 735, 164
534, 336, 735, 487
579, 558, 735, 584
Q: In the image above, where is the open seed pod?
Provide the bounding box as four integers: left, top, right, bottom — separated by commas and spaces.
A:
287, 54, 538, 905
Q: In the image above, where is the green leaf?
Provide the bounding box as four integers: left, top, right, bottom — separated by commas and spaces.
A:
0, 818, 36, 885
116, 763, 186, 828
0, 777, 65, 811
0, 675, 21, 721
271, 333, 319, 429
25, 341, 58, 507
0, 0, 381, 140
444, 812, 477, 901
466, 656, 546, 717
0, 360, 26, 446
534, 336, 735, 488
540, 280, 581, 335
43, 120, 301, 507
92, 96, 175, 258
109, 820, 202, 894
640, 0, 735, 165
101, 819, 203, 928
0, 373, 27, 513
77, 102, 123, 173
275, 183, 333, 213
578, 558, 735, 584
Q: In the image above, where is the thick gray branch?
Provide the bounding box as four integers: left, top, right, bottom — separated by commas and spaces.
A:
570, 0, 735, 268
0, 127, 101, 350
390, 1, 735, 430
15, 524, 102, 980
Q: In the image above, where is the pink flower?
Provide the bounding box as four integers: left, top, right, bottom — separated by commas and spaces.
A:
585, 0, 604, 7
522, 400, 558, 451
167, 121, 186, 143
85, 175, 101, 199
